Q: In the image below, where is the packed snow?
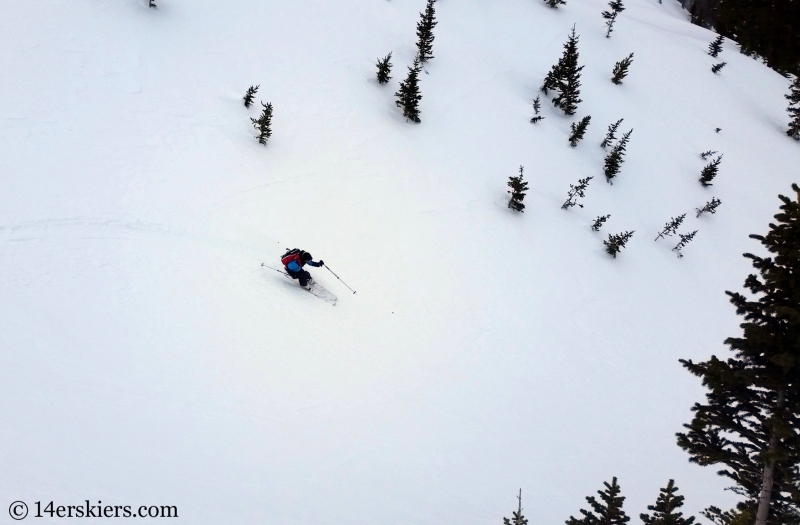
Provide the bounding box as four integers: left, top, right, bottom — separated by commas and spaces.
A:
1, 0, 798, 523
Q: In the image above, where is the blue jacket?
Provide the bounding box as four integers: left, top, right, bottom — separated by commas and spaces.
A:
286, 259, 322, 273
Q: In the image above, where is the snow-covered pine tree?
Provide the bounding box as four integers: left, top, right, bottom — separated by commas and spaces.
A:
243, 85, 259, 108
503, 489, 529, 525
699, 155, 722, 186
611, 53, 634, 85
601, 119, 623, 148
640, 480, 696, 525
552, 27, 584, 115
250, 102, 273, 145
708, 35, 725, 57
604, 129, 632, 184
602, 0, 625, 38
566, 477, 631, 525
785, 76, 800, 140
508, 166, 528, 212
416, 0, 437, 63
677, 184, 800, 525
592, 214, 611, 231
655, 213, 687, 241
672, 230, 698, 258
531, 95, 545, 123
395, 56, 423, 123
376, 53, 393, 84
562, 176, 594, 209
569, 116, 591, 146
711, 62, 727, 74
700, 150, 718, 160
603, 232, 634, 258
696, 197, 722, 217
544, 0, 567, 9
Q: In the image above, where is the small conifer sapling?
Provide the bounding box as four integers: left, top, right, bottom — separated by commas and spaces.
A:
416, 0, 437, 63
508, 166, 529, 212
395, 56, 423, 123
602, 0, 625, 38
503, 490, 529, 525
251, 102, 273, 145
604, 232, 634, 258
640, 480, 696, 525
552, 27, 584, 115
563, 176, 594, 209
531, 95, 545, 123
672, 231, 698, 258
711, 62, 727, 74
243, 85, 259, 108
592, 214, 611, 231
700, 150, 718, 160
569, 116, 592, 146
655, 213, 686, 241
696, 197, 721, 217
785, 76, 800, 140
604, 129, 632, 184
376, 53, 393, 84
699, 155, 722, 186
708, 35, 724, 57
566, 477, 630, 525
544, 0, 567, 9
612, 53, 634, 85
601, 119, 623, 148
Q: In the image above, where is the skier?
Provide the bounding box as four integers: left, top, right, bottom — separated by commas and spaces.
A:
281, 248, 324, 287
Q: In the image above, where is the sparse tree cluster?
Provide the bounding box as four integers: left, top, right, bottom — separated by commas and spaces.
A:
569, 116, 592, 146
416, 0, 437, 63
611, 54, 634, 85
508, 166, 528, 212
376, 53, 393, 84
602, 0, 626, 38
542, 27, 584, 115
604, 129, 633, 183
699, 155, 722, 186
563, 177, 593, 209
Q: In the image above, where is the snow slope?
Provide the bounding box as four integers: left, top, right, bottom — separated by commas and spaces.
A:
1, 0, 798, 523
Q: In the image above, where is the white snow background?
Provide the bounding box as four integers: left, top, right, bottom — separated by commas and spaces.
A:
1, 0, 798, 523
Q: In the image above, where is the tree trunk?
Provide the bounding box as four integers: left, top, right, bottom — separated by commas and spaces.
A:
755, 390, 785, 525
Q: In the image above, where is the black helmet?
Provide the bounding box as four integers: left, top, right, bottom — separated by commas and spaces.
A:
302, 252, 313, 262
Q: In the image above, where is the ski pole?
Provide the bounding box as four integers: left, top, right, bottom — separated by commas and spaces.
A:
324, 264, 356, 294
261, 262, 288, 275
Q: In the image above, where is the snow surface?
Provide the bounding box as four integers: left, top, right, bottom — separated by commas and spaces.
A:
1, 0, 798, 523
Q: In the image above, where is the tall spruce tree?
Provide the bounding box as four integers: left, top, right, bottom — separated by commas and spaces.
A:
504, 489, 529, 525
508, 166, 528, 212
696, 197, 722, 217
563, 176, 594, 209
611, 54, 634, 85
677, 184, 800, 525
243, 85, 259, 108
569, 116, 592, 146
251, 102, 273, 145
655, 214, 687, 241
699, 155, 722, 186
602, 0, 626, 38
395, 56, 423, 123
567, 478, 630, 525
531, 95, 545, 123
376, 53, 393, 84
708, 35, 725, 57
416, 0, 437, 63
604, 129, 633, 184
601, 119, 623, 148
552, 27, 584, 115
786, 76, 800, 140
640, 480, 696, 525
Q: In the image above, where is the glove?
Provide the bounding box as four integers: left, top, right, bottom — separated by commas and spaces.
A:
318, 260, 325, 266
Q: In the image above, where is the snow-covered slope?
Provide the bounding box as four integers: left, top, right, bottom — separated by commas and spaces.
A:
1, 0, 797, 523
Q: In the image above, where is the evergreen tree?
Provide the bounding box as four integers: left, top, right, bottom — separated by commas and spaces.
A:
508, 166, 529, 212
604, 129, 633, 184
711, 62, 727, 74
149, 0, 156, 7
504, 489, 529, 525
696, 197, 722, 217
677, 184, 800, 525
640, 480, 696, 525
552, 27, 585, 115
611, 53, 634, 85
700, 505, 756, 525
699, 155, 722, 186
416, 0, 437, 63
251, 102, 273, 145
569, 116, 592, 146
243, 85, 259, 108
602, 0, 626, 38
376, 53, 393, 84
672, 230, 698, 258
395, 56, 423, 123
531, 95, 545, 123
566, 477, 630, 525
701, 150, 718, 160
708, 35, 725, 57
562, 176, 594, 209
786, 76, 800, 140
603, 232, 634, 258
592, 214, 611, 231
541, 60, 564, 95
544, 0, 567, 9
655, 214, 687, 241
601, 119, 623, 148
